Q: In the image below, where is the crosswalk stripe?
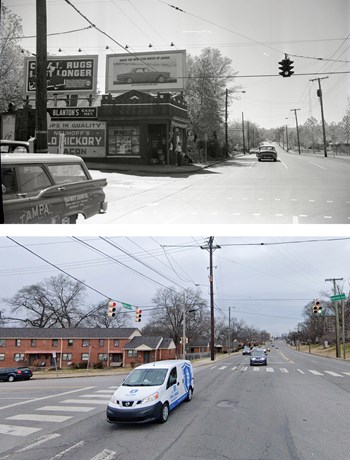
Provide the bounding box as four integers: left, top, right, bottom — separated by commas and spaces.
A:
7, 414, 72, 423
62, 399, 107, 405
36, 406, 95, 412
280, 368, 289, 373
241, 366, 248, 371
324, 371, 343, 377
0, 424, 41, 436
266, 367, 274, 372
78, 394, 109, 399
253, 367, 260, 371
90, 449, 117, 460
232, 366, 237, 371
343, 372, 350, 376
219, 366, 227, 370
309, 370, 323, 375
297, 369, 305, 374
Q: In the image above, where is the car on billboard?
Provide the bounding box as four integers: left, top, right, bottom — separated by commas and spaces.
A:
1, 153, 107, 224
116, 67, 171, 84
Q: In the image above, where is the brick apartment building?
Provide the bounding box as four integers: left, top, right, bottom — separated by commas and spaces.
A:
0, 328, 176, 369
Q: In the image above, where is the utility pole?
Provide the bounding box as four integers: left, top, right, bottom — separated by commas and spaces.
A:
225, 89, 228, 157
242, 112, 246, 154
310, 77, 329, 158
290, 109, 301, 155
36, 0, 48, 152
325, 277, 343, 358
285, 124, 289, 151
201, 237, 221, 361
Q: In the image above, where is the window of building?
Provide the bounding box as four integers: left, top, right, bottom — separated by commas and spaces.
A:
81, 353, 89, 361
67, 339, 74, 347
15, 339, 21, 347
31, 339, 36, 347
114, 339, 119, 347
0, 339, 6, 347
107, 126, 140, 157
98, 353, 108, 361
82, 339, 90, 347
99, 339, 104, 347
0, 353, 5, 361
62, 353, 72, 361
127, 350, 138, 357
52, 339, 58, 347
14, 353, 24, 362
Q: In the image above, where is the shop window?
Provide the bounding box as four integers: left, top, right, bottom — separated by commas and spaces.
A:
108, 126, 140, 156
14, 353, 24, 362
15, 339, 21, 347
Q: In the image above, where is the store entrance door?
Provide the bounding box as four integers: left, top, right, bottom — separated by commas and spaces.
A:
148, 124, 167, 165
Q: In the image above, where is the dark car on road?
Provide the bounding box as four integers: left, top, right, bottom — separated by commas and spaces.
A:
250, 349, 267, 366
257, 144, 277, 162
0, 367, 33, 382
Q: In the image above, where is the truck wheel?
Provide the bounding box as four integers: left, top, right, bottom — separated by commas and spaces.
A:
159, 402, 169, 423
186, 387, 193, 402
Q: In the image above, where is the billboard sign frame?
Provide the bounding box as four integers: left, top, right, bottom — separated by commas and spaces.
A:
105, 49, 186, 93
25, 55, 98, 95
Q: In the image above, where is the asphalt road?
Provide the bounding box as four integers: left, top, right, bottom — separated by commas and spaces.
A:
1, 342, 350, 460
83, 146, 350, 225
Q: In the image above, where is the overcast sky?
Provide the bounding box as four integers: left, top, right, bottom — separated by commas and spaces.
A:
1, 235, 349, 336
6, 0, 350, 129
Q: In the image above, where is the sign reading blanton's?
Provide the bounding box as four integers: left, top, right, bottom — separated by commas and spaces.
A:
25, 55, 98, 94
48, 121, 106, 158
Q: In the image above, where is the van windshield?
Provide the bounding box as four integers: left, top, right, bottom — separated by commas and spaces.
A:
123, 368, 168, 387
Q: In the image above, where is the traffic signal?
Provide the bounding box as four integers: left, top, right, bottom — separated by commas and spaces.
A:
135, 307, 142, 322
312, 300, 321, 315
108, 300, 117, 317
278, 58, 294, 77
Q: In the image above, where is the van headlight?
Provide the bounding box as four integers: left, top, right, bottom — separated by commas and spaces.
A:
110, 394, 118, 404
141, 392, 159, 404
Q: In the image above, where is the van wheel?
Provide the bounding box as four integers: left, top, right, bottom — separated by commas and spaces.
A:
8, 375, 15, 382
186, 387, 193, 402
159, 402, 169, 423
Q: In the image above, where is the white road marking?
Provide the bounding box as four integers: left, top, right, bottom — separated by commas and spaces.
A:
292, 216, 299, 224
77, 394, 109, 399
297, 369, 305, 374
309, 370, 323, 375
7, 414, 72, 423
326, 200, 334, 203
253, 367, 260, 371
48, 441, 85, 460
308, 199, 316, 202
307, 161, 327, 169
266, 367, 274, 373
90, 449, 117, 460
37, 405, 95, 412
280, 368, 289, 373
16, 434, 61, 451
219, 366, 227, 370
343, 372, 350, 376
241, 366, 248, 371
62, 399, 107, 405
232, 366, 237, 371
323, 216, 333, 219
324, 371, 343, 377
0, 424, 41, 436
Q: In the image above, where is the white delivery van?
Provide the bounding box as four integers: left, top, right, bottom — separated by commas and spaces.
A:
106, 359, 194, 424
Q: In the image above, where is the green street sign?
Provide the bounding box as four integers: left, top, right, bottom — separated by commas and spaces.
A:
330, 293, 346, 302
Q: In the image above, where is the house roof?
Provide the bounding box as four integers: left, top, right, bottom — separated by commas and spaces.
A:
123, 336, 175, 350
0, 327, 141, 340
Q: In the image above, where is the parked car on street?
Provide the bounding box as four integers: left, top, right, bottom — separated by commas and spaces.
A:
1, 140, 30, 153
1, 153, 107, 224
250, 349, 268, 366
0, 367, 33, 382
116, 67, 171, 84
107, 360, 194, 424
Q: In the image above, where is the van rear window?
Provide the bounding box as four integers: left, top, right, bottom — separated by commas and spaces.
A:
47, 164, 88, 184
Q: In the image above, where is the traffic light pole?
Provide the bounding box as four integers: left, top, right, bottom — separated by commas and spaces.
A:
325, 277, 343, 358
310, 77, 329, 158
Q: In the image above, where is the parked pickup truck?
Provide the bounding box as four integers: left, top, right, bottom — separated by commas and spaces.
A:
1, 153, 107, 224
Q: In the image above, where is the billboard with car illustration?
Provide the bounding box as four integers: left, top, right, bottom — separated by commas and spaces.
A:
106, 50, 186, 93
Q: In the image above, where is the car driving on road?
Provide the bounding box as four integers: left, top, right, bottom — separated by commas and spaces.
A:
257, 144, 277, 162
250, 349, 268, 366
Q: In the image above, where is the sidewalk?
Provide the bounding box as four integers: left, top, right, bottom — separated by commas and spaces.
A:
85, 157, 231, 175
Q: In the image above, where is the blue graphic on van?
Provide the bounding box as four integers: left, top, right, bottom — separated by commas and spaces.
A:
182, 362, 192, 391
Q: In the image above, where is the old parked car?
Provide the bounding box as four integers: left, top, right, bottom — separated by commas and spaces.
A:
116, 67, 171, 84
0, 367, 33, 382
1, 140, 30, 153
257, 144, 277, 162
1, 153, 107, 224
